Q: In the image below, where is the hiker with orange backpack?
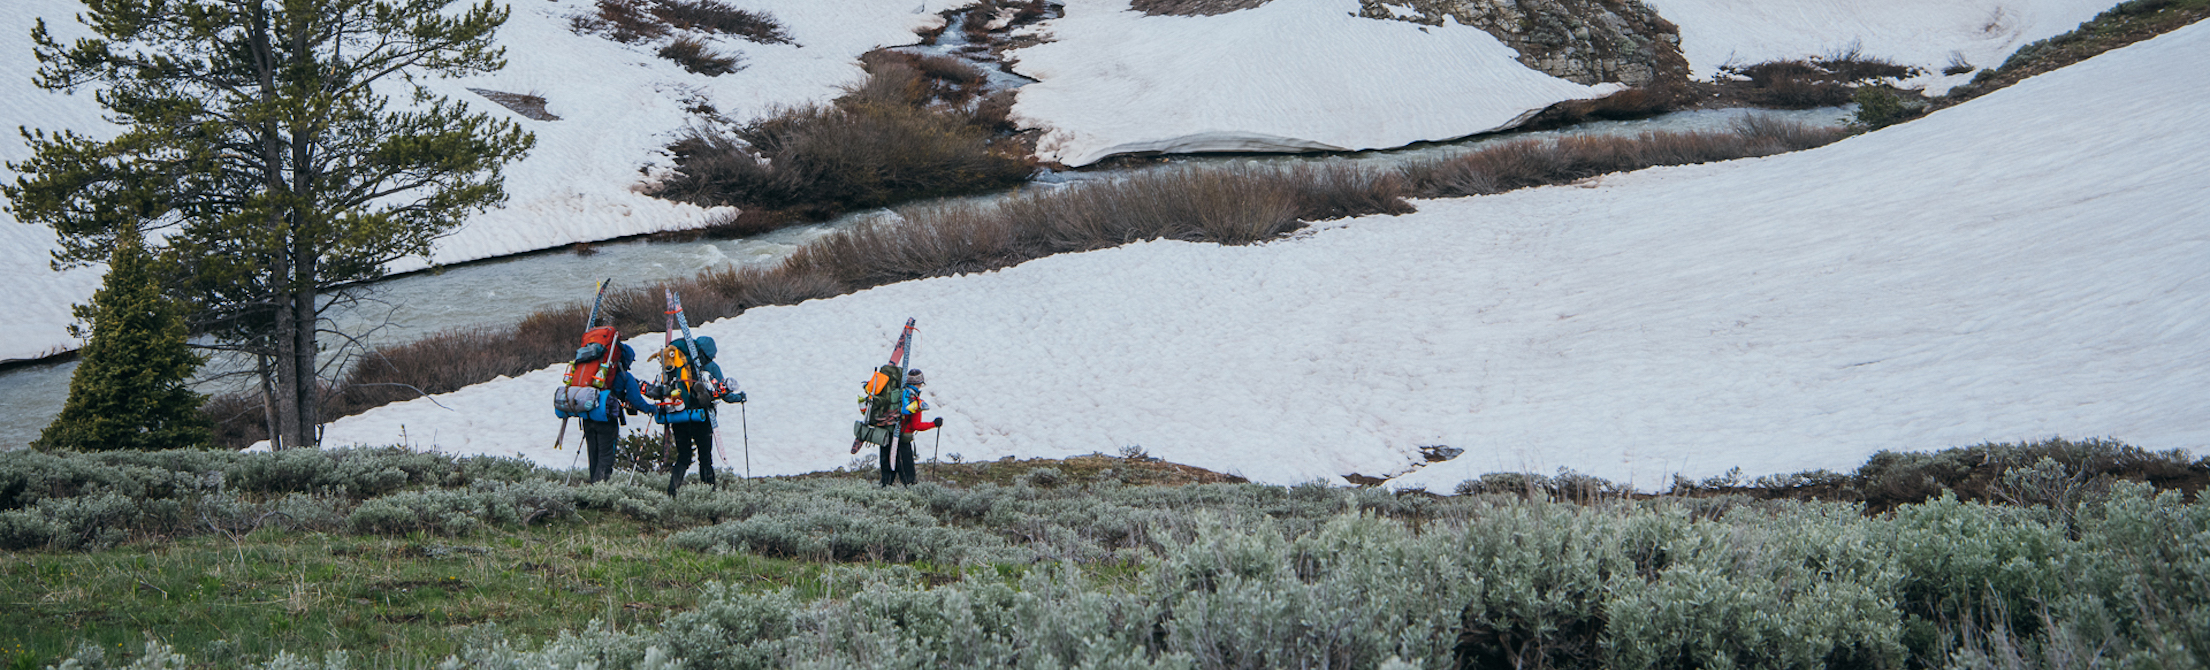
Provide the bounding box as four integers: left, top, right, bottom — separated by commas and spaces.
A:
568, 342, 653, 483
553, 280, 652, 484
644, 335, 744, 495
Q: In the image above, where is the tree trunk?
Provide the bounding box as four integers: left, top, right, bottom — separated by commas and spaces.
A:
258, 353, 279, 449
251, 5, 313, 450
288, 8, 323, 450
290, 247, 319, 448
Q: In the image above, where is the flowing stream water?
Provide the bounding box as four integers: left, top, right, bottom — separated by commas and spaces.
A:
0, 11, 1852, 447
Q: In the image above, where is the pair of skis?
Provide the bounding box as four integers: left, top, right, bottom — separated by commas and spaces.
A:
851, 319, 918, 470
662, 288, 746, 482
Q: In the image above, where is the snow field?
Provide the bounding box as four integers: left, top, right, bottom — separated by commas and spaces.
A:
304, 22, 2210, 488
1004, 0, 1623, 166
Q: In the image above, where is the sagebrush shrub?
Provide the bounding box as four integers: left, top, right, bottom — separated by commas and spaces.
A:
658, 37, 741, 76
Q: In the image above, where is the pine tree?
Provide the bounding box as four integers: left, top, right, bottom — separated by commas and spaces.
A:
6, 0, 535, 449
35, 228, 210, 451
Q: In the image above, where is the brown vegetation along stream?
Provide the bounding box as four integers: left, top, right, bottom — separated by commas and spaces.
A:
201, 117, 1847, 447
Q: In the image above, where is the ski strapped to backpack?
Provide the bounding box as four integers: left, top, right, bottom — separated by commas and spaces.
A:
851, 318, 917, 455
553, 279, 616, 450
660, 289, 739, 480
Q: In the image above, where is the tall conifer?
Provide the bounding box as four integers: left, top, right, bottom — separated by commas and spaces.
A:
7, 0, 534, 449
36, 228, 210, 451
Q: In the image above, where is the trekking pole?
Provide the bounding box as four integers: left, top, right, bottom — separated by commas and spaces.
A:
565, 431, 582, 486
741, 401, 752, 481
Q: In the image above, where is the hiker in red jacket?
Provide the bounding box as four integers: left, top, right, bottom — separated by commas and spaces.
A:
882, 369, 943, 486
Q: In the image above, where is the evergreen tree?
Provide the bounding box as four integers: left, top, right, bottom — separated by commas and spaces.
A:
5, 0, 534, 449
35, 228, 210, 451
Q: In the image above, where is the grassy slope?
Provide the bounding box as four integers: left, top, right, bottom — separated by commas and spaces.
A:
6, 439, 2203, 668
1, 513, 834, 666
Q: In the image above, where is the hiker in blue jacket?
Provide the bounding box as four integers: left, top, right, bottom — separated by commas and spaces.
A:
578, 343, 655, 484
645, 336, 745, 495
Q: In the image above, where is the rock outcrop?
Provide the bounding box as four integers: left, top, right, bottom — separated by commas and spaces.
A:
1355, 0, 1688, 87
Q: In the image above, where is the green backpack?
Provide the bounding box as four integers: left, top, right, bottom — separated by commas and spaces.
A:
862, 365, 905, 427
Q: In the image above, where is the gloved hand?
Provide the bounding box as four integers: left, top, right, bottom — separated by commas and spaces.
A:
726, 391, 747, 404
642, 382, 668, 400
575, 343, 606, 363
933, 418, 945, 428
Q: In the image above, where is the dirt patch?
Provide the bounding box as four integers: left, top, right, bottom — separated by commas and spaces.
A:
467, 89, 558, 121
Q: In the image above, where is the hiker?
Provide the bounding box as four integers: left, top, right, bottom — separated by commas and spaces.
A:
646, 335, 745, 495
577, 343, 653, 483
881, 368, 944, 487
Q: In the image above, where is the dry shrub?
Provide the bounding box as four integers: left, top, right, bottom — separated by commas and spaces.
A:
913, 54, 984, 88
916, 21, 948, 46
1406, 118, 1848, 199
1731, 113, 1849, 152
201, 392, 271, 450
962, 3, 997, 41
1816, 46, 1918, 82
703, 265, 845, 308
652, 0, 792, 44
857, 50, 986, 106
1282, 163, 1414, 220
1099, 168, 1305, 244
1523, 85, 1683, 129
653, 49, 1019, 225
697, 208, 791, 239
659, 37, 742, 76
572, 0, 791, 46
1132, 0, 1273, 16
973, 90, 1019, 133
657, 101, 1029, 216
1721, 51, 1920, 109
570, 0, 669, 43
1729, 59, 1851, 108
1014, 0, 1050, 22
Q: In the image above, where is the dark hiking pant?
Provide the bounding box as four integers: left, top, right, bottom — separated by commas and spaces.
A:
668, 421, 715, 495
879, 432, 916, 486
583, 420, 618, 483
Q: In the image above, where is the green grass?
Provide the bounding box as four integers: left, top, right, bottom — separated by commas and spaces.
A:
0, 511, 833, 666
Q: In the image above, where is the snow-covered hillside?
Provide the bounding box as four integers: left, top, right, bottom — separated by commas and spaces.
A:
300, 21, 2210, 488
1003, 0, 1620, 166
1, 6, 113, 362
1645, 0, 2115, 94
397, 0, 970, 272
0, 0, 963, 362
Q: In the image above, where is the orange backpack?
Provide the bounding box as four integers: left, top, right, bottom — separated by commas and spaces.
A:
565, 326, 620, 389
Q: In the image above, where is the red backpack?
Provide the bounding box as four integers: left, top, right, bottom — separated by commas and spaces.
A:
554, 326, 619, 417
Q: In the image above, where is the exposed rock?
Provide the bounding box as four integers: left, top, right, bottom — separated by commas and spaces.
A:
1355, 0, 1688, 87
1132, 0, 1274, 16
